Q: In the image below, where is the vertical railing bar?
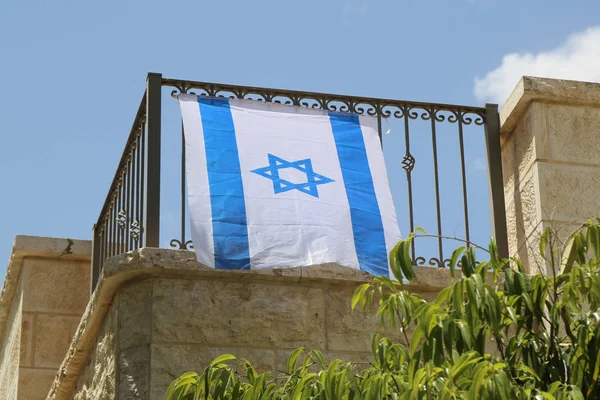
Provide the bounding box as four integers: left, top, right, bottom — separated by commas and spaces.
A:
135, 129, 141, 248
484, 104, 509, 259
99, 224, 105, 273
430, 110, 444, 264
139, 123, 146, 246
91, 225, 101, 292
145, 72, 162, 248
110, 198, 116, 257
129, 145, 136, 251
457, 114, 471, 245
105, 215, 110, 260
376, 111, 383, 145
107, 213, 112, 259
125, 160, 131, 252
117, 177, 123, 255
105, 210, 110, 259
403, 111, 416, 261
181, 120, 186, 246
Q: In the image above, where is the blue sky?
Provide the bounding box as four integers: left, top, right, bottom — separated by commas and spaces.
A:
1, 0, 599, 281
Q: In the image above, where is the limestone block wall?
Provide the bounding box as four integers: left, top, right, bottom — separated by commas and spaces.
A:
48, 248, 447, 400
0, 283, 22, 399
501, 77, 600, 273
0, 236, 91, 400
73, 301, 117, 399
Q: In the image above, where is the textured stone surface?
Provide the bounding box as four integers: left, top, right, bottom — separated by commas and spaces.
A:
47, 247, 449, 400
18, 368, 57, 400
72, 303, 117, 400
502, 106, 534, 191
326, 285, 406, 352
0, 235, 91, 387
501, 76, 600, 135
517, 220, 584, 275
547, 104, 600, 164
537, 161, 600, 222
514, 222, 546, 274
118, 345, 149, 399
152, 278, 326, 348
20, 312, 33, 367
500, 78, 600, 274
34, 314, 81, 368
118, 280, 152, 350
21, 258, 90, 314
0, 289, 22, 400
505, 170, 540, 257
150, 344, 275, 400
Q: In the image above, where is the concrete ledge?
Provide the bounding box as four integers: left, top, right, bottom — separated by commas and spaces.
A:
501, 76, 600, 136
0, 236, 91, 357
46, 247, 454, 399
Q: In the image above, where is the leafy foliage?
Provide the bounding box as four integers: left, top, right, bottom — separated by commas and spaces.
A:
166, 221, 600, 399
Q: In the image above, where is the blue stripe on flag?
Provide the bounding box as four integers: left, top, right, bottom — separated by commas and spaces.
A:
197, 97, 251, 270
329, 113, 388, 276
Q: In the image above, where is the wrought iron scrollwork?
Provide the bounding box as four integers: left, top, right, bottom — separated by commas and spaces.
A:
170, 239, 194, 251
414, 257, 445, 268
163, 77, 491, 268
163, 78, 487, 125
117, 210, 128, 229
130, 220, 141, 241
402, 154, 415, 172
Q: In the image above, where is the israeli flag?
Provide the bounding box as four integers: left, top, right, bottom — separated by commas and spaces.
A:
179, 95, 401, 276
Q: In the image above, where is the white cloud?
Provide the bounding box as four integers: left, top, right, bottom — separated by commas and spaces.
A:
341, 0, 369, 26
474, 26, 600, 105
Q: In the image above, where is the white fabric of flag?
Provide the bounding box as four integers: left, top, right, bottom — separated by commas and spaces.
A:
178, 94, 401, 276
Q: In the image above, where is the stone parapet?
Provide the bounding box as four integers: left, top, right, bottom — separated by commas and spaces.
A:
46, 248, 451, 400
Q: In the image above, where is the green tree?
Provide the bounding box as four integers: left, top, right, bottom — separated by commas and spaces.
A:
166, 221, 600, 399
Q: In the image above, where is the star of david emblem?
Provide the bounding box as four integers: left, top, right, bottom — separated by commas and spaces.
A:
251, 154, 334, 198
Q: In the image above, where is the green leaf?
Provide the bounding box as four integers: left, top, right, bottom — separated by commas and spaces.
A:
539, 227, 550, 260
410, 325, 424, 355
309, 349, 327, 369
588, 350, 600, 397
455, 320, 472, 349
351, 283, 370, 310
561, 235, 578, 275
448, 246, 465, 279
390, 237, 415, 282
211, 354, 236, 366
165, 371, 199, 400
389, 241, 403, 282
286, 348, 305, 374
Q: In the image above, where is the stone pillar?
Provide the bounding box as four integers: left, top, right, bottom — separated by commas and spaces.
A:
0, 236, 91, 400
501, 76, 600, 273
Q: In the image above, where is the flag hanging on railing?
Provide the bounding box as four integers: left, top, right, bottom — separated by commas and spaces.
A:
178, 94, 401, 276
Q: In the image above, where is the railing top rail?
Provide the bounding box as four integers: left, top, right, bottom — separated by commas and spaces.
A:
94, 91, 146, 228
161, 77, 488, 116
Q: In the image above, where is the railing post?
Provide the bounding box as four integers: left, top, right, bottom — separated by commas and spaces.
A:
145, 72, 162, 247
484, 103, 509, 259
91, 224, 101, 291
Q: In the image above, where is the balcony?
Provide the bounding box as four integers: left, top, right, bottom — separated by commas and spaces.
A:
91, 72, 508, 290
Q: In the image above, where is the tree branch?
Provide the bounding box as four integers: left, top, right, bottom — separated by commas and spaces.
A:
413, 234, 489, 253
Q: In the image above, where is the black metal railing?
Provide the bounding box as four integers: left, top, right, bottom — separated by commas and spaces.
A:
90, 72, 508, 290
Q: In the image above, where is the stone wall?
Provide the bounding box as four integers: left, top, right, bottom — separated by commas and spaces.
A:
0, 236, 91, 400
73, 301, 117, 399
47, 248, 449, 400
501, 77, 600, 273
0, 282, 22, 400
